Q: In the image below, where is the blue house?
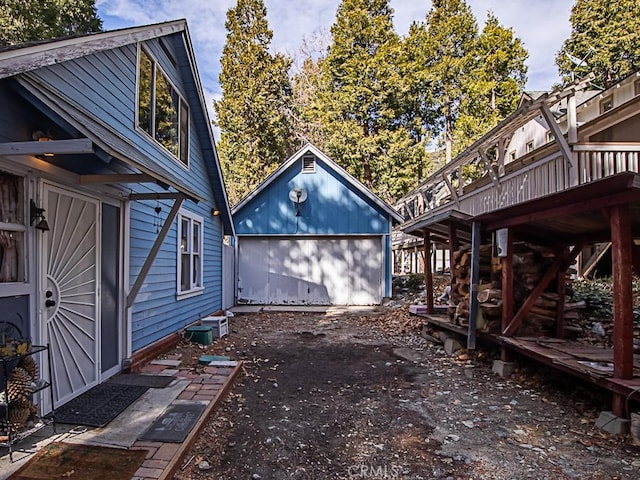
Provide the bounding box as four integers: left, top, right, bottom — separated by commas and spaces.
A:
0, 20, 234, 409
233, 144, 402, 305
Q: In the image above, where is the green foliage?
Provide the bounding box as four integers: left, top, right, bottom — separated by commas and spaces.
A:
405, 1, 527, 166
556, 0, 640, 87
215, 0, 296, 205
0, 0, 102, 46
405, 274, 424, 293
305, 0, 427, 202
571, 277, 613, 319
453, 12, 528, 154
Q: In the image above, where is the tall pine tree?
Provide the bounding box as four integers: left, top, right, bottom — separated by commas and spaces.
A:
312, 0, 424, 202
556, 0, 640, 88
215, 0, 295, 205
0, 0, 102, 46
417, 0, 477, 164
454, 12, 528, 153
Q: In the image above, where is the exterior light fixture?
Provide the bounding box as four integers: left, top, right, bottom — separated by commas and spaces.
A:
30, 200, 50, 231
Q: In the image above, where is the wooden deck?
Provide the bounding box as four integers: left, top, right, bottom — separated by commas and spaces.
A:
418, 313, 640, 403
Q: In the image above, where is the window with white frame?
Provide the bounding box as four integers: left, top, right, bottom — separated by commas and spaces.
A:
137, 47, 190, 167
177, 210, 203, 296
526, 140, 534, 153
599, 95, 613, 114
0, 172, 26, 284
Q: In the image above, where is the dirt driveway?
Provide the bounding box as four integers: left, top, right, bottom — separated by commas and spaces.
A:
173, 308, 640, 479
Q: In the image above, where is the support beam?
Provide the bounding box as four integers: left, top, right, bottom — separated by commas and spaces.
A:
443, 175, 460, 208
541, 103, 578, 186
555, 246, 567, 339
424, 231, 434, 314
467, 222, 481, 350
501, 229, 514, 362
610, 205, 634, 381
127, 193, 185, 308
497, 138, 506, 176
80, 174, 156, 184
129, 192, 185, 201
0, 138, 93, 156
448, 223, 459, 286
503, 243, 583, 337
478, 147, 501, 190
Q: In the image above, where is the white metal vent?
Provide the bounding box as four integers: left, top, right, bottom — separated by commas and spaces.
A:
302, 155, 316, 173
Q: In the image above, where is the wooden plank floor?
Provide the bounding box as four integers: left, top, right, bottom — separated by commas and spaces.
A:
418, 313, 640, 401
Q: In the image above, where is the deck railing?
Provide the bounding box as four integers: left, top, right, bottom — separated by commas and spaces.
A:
398, 142, 640, 230
575, 143, 640, 183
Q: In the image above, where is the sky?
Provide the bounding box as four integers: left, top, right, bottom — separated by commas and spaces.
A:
95, 0, 574, 125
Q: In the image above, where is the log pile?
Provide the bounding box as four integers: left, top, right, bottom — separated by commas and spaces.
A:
447, 244, 496, 326
447, 242, 586, 335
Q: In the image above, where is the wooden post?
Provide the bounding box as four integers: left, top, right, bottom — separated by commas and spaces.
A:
448, 223, 459, 287
633, 243, 640, 276
610, 205, 634, 380
501, 228, 514, 362
555, 246, 568, 339
467, 222, 481, 350
424, 231, 434, 314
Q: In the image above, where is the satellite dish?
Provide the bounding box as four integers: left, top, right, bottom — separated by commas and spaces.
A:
288, 188, 307, 203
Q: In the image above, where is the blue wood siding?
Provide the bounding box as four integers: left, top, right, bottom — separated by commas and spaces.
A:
12, 35, 226, 351
28, 35, 210, 202
234, 157, 389, 235
129, 183, 224, 352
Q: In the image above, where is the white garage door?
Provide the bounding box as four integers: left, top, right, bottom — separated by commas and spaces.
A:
237, 237, 383, 305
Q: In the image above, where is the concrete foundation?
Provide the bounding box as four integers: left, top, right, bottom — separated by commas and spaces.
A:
492, 360, 515, 377
444, 337, 464, 356
595, 411, 629, 435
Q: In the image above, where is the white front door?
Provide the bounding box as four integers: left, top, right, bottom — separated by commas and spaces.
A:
41, 184, 100, 407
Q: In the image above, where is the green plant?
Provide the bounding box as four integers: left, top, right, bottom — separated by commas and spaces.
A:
571, 277, 613, 319
405, 274, 425, 293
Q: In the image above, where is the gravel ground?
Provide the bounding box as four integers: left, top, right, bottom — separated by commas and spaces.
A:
172, 307, 640, 480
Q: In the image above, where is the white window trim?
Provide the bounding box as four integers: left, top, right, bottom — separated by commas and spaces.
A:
176, 209, 204, 300
135, 44, 191, 170
302, 155, 316, 173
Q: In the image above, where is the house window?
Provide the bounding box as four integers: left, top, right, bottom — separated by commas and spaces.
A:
0, 172, 25, 283
526, 140, 534, 153
509, 150, 516, 161
599, 95, 613, 114
137, 47, 190, 167
546, 130, 555, 143
177, 210, 203, 297
302, 155, 316, 173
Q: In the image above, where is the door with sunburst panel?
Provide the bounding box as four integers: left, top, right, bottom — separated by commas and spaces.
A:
41, 184, 100, 407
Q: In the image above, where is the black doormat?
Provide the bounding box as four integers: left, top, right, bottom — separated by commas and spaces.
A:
54, 383, 149, 427
139, 403, 206, 443
108, 373, 175, 388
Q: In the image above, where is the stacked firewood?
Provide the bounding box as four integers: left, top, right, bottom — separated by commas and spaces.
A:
447, 244, 496, 326
449, 242, 586, 335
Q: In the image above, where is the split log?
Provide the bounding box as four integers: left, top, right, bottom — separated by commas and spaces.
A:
564, 300, 586, 311
530, 305, 556, 317
477, 288, 502, 303
533, 296, 558, 310
479, 302, 502, 318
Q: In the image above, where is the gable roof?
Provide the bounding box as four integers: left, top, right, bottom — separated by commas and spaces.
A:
0, 20, 234, 235
232, 143, 403, 224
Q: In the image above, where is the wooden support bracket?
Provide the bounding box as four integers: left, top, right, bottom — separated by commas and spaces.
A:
502, 243, 583, 337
